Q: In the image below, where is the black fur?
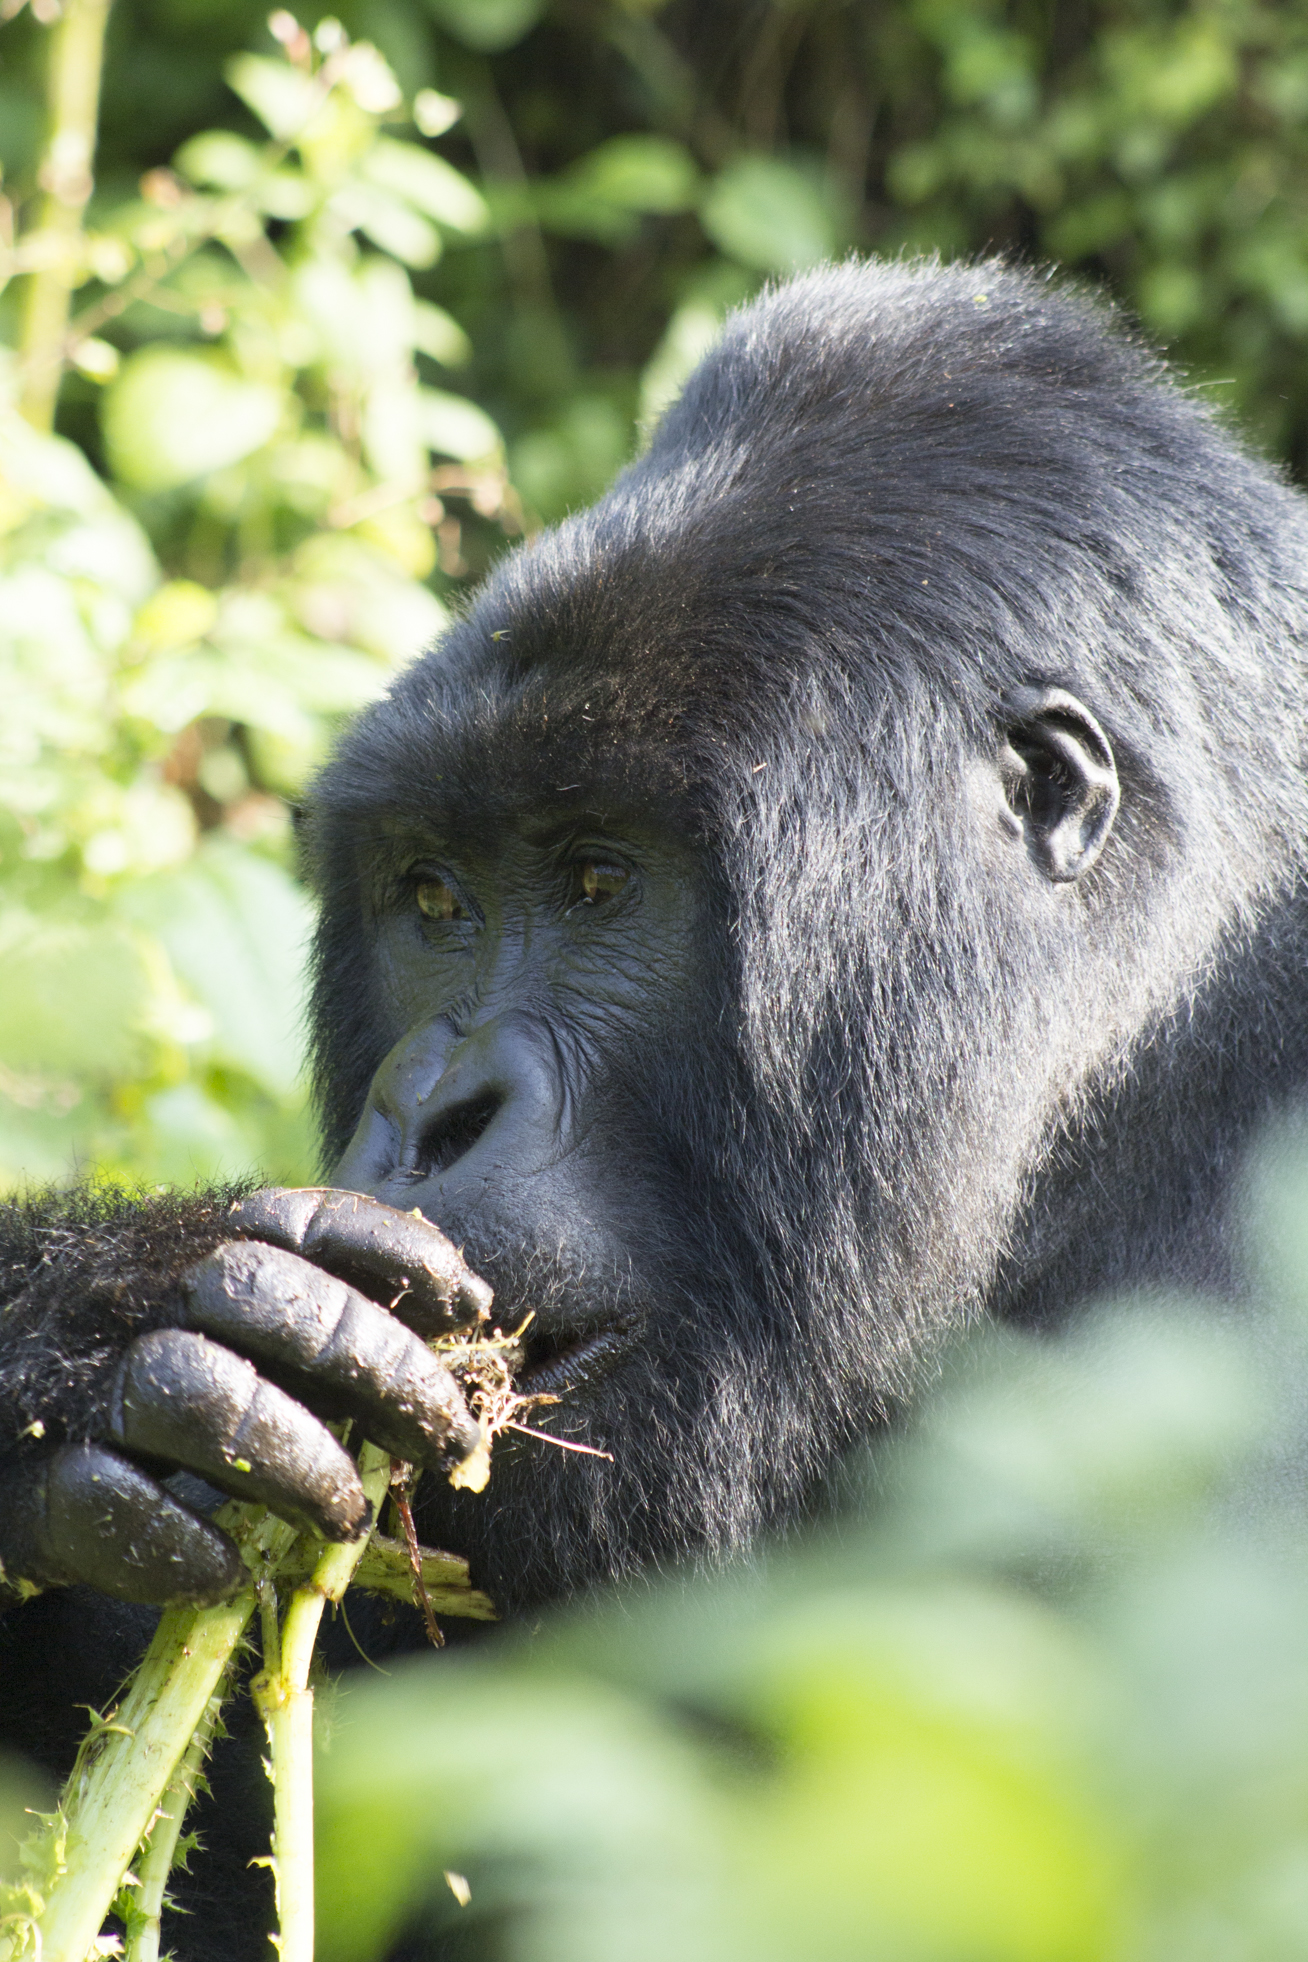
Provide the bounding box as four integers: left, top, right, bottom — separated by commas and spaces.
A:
3, 258, 1308, 1957
306, 257, 1308, 1612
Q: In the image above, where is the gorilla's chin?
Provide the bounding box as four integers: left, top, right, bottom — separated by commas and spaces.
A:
410, 1268, 787, 1614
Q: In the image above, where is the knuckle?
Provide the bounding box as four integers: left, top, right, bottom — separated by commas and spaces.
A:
225, 1185, 322, 1251
115, 1327, 259, 1460
183, 1240, 349, 1360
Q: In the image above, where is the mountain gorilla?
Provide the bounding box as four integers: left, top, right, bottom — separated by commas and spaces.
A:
3, 257, 1308, 1948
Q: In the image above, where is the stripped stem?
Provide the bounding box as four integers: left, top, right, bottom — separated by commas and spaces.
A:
123, 1683, 226, 1962
24, 1506, 296, 1962
252, 1443, 393, 1962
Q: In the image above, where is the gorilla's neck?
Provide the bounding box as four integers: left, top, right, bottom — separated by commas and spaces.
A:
992, 883, 1308, 1327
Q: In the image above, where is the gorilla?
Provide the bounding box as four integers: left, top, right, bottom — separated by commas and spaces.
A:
3, 257, 1308, 1951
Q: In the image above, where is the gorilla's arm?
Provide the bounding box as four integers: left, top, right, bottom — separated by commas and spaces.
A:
0, 1187, 489, 1610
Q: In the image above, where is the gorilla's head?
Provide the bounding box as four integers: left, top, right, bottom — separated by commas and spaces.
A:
304, 259, 1308, 1609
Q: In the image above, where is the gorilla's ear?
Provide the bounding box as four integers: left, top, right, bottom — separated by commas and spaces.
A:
999, 686, 1119, 883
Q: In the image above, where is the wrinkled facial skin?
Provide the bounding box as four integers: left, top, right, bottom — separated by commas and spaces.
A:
328, 796, 741, 1611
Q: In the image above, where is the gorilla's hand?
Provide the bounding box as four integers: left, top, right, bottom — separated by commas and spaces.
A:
0, 1189, 490, 1610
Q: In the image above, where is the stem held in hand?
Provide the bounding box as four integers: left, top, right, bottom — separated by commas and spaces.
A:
252, 1443, 393, 1962
13, 1506, 296, 1962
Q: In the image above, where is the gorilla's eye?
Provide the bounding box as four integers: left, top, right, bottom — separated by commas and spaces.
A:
415, 877, 467, 922
578, 860, 629, 904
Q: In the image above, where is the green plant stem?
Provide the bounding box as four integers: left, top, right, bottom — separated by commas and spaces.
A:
18, 0, 112, 430
254, 1444, 393, 1962
18, 1507, 294, 1962
123, 1684, 225, 1962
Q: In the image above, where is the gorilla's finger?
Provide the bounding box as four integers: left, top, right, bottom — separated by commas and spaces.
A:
226, 1186, 493, 1337
0, 1443, 245, 1606
110, 1329, 368, 1541
181, 1242, 483, 1472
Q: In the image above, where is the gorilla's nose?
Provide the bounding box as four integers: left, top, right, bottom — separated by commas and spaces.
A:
332, 1015, 565, 1208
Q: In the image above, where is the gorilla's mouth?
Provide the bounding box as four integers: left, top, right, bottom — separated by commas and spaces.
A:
517, 1322, 635, 1398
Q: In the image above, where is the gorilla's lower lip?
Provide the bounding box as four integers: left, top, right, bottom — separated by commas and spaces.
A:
517, 1325, 631, 1398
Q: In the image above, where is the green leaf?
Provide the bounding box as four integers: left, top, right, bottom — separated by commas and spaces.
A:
700, 156, 840, 272
331, 182, 443, 268
174, 129, 262, 190
639, 299, 728, 435
537, 136, 699, 244
421, 0, 545, 54
510, 397, 631, 521
224, 53, 321, 141
0, 910, 156, 1080
412, 301, 471, 366
567, 136, 699, 214
102, 349, 283, 493
412, 89, 461, 139
118, 839, 314, 1100
361, 138, 489, 234
287, 534, 448, 663
417, 389, 502, 461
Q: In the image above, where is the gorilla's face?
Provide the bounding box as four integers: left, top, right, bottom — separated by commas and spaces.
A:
326, 723, 763, 1604
333, 789, 710, 1400
317, 643, 1124, 1610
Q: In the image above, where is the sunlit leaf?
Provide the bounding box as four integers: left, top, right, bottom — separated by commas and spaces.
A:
174, 129, 262, 190
331, 182, 443, 268
412, 301, 472, 366
0, 911, 157, 1079
417, 388, 502, 461
224, 53, 321, 142
413, 89, 461, 139
361, 138, 489, 233
119, 839, 313, 1100
103, 349, 282, 492
700, 156, 839, 272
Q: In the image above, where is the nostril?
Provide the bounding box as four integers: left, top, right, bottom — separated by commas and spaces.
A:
414, 1091, 501, 1176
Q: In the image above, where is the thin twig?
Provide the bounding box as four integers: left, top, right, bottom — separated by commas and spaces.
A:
504, 1422, 614, 1460
389, 1463, 444, 1648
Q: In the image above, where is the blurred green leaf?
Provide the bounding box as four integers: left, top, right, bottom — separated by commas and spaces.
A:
118, 839, 313, 1100
701, 156, 841, 272
412, 300, 472, 366
332, 180, 443, 268
174, 128, 263, 191
571, 136, 698, 213
103, 349, 283, 492
317, 1277, 1308, 1962
538, 135, 700, 243
224, 53, 322, 142
0, 911, 156, 1080
361, 137, 489, 234
417, 388, 502, 462
421, 0, 545, 54
317, 1672, 727, 1962
511, 396, 630, 522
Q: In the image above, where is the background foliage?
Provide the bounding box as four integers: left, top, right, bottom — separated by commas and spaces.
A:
314, 1142, 1308, 1961
5, 0, 1308, 1188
